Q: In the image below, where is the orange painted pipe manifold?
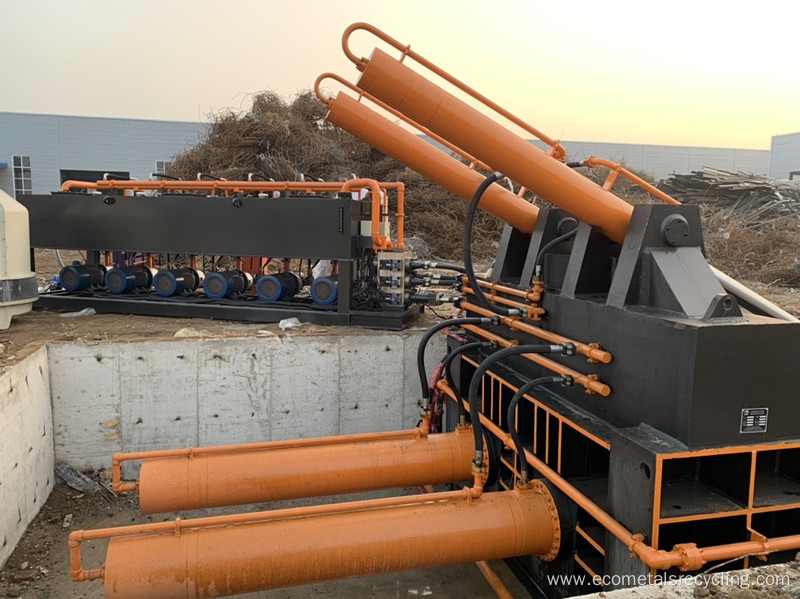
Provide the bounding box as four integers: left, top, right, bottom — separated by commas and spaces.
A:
352, 47, 635, 243
87, 484, 560, 599
127, 428, 474, 514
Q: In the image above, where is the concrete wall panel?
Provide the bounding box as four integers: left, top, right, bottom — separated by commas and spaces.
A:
0, 348, 52, 568
48, 344, 121, 469
117, 342, 199, 453
197, 338, 276, 446
339, 334, 405, 434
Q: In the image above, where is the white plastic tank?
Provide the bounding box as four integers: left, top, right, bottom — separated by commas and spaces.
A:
0, 190, 37, 328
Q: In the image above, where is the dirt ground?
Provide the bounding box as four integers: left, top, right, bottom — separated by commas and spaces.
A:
2, 251, 800, 598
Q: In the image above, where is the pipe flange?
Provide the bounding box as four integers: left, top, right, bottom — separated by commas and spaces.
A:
531, 479, 561, 562
673, 542, 704, 571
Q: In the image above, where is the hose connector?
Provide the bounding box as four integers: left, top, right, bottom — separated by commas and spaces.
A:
560, 374, 574, 386
560, 342, 576, 356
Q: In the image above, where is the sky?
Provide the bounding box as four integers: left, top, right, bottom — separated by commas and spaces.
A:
1, 0, 797, 150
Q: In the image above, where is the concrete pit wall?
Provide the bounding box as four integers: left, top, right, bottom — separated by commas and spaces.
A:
48, 331, 444, 474
0, 347, 53, 567
0, 329, 444, 566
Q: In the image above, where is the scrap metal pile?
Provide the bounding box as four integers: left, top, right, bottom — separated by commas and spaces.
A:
662, 167, 800, 227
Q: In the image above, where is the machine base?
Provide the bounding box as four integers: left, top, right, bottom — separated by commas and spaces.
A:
35, 292, 421, 330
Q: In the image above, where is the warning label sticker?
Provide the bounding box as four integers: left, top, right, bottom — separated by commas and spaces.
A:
740, 408, 768, 434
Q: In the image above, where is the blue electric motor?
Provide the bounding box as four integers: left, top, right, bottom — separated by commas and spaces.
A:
310, 276, 338, 305
203, 270, 253, 299
256, 272, 303, 302
105, 266, 156, 294
153, 268, 205, 297
59, 264, 106, 292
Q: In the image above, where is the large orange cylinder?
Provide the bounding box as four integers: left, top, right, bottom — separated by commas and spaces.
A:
138, 429, 474, 513
103, 486, 559, 598
356, 48, 634, 243
327, 92, 539, 233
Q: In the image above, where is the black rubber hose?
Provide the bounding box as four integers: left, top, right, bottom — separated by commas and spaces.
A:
443, 341, 493, 418
507, 376, 563, 482
417, 317, 495, 407
410, 261, 467, 274
463, 173, 520, 317
467, 343, 565, 466
533, 219, 579, 278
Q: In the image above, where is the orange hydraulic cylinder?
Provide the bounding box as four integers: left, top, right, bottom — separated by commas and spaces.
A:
355, 48, 634, 243
326, 92, 539, 234
138, 428, 474, 514
102, 485, 559, 599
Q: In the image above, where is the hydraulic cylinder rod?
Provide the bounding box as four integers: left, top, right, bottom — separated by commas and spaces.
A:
134, 428, 474, 513
93, 485, 560, 598
353, 47, 633, 243
325, 91, 539, 233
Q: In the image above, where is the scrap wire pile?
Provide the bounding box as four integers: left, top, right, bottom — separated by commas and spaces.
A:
662, 167, 800, 228
167, 91, 506, 261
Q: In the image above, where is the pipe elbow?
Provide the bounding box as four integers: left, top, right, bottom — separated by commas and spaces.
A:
629, 538, 674, 570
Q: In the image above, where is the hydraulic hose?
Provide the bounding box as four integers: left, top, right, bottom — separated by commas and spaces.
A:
443, 341, 494, 419
417, 317, 496, 408
468, 343, 574, 467
533, 218, 578, 280
463, 173, 522, 317
410, 260, 467, 274
507, 376, 567, 483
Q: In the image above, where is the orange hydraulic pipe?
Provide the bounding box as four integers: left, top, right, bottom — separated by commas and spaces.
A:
342, 178, 392, 250
60, 178, 404, 196
324, 92, 539, 234
471, 278, 542, 303
92, 485, 560, 598
462, 285, 545, 320
459, 323, 611, 397
460, 300, 612, 365
135, 428, 474, 514
475, 560, 515, 599
353, 47, 634, 243
584, 156, 680, 205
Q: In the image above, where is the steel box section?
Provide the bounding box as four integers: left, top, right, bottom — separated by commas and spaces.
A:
20, 193, 362, 260
540, 296, 800, 448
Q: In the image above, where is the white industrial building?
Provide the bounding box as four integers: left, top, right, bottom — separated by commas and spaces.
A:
769, 132, 800, 180
0, 111, 796, 200
0, 112, 206, 198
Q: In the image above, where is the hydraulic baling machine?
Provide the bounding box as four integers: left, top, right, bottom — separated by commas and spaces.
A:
68, 23, 800, 598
